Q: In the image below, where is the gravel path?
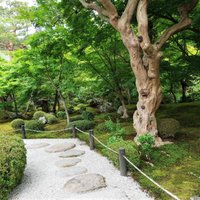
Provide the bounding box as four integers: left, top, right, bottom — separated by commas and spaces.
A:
9, 139, 153, 200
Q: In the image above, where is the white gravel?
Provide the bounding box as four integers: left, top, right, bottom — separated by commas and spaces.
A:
9, 139, 154, 200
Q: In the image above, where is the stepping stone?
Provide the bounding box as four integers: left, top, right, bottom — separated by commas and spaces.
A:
27, 143, 50, 149
59, 149, 85, 158
64, 173, 106, 193
45, 143, 75, 153
78, 141, 86, 146
55, 158, 81, 168
56, 167, 87, 177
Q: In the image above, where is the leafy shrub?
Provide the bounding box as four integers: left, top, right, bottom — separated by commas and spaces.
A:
95, 122, 110, 133
68, 120, 95, 131
81, 111, 95, 121
57, 111, 66, 119
11, 119, 25, 130
33, 111, 47, 120
46, 114, 58, 124
70, 115, 84, 122
137, 134, 155, 160
0, 134, 26, 200
105, 119, 125, 136
107, 135, 123, 145
102, 139, 140, 168
158, 118, 180, 139
25, 120, 44, 132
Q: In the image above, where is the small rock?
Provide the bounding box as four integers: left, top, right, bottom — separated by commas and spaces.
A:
56, 167, 87, 177
45, 143, 75, 153
27, 143, 50, 149
79, 141, 86, 146
38, 116, 47, 124
55, 158, 81, 168
64, 173, 106, 193
59, 149, 85, 158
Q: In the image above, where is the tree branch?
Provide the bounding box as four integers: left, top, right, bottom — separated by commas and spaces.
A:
136, 0, 152, 53
98, 0, 118, 18
120, 0, 139, 26
156, 0, 198, 50
79, 0, 109, 21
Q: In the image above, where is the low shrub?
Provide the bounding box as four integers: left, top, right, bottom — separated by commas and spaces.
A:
25, 120, 44, 132
33, 111, 47, 120
137, 134, 155, 160
11, 119, 25, 130
158, 118, 180, 139
102, 139, 140, 168
46, 114, 58, 124
70, 115, 84, 122
95, 122, 110, 133
68, 120, 95, 131
81, 111, 95, 121
0, 134, 26, 200
56, 111, 66, 119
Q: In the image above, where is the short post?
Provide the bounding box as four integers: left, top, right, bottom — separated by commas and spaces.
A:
21, 125, 26, 139
89, 129, 95, 150
72, 125, 76, 138
119, 148, 127, 176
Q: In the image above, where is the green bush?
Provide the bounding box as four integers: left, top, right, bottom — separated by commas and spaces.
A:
57, 111, 66, 119
81, 111, 95, 121
33, 111, 47, 120
0, 134, 26, 200
138, 134, 155, 160
46, 114, 58, 124
11, 119, 25, 130
70, 115, 84, 122
25, 120, 45, 132
102, 139, 140, 168
95, 122, 110, 133
68, 120, 95, 131
158, 118, 180, 139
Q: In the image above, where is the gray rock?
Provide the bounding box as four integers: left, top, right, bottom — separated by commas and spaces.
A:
45, 143, 75, 153
117, 106, 123, 115
56, 167, 87, 177
27, 143, 50, 149
59, 149, 85, 158
64, 173, 106, 193
55, 158, 81, 168
38, 116, 47, 124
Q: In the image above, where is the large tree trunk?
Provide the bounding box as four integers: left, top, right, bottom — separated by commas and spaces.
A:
119, 29, 163, 145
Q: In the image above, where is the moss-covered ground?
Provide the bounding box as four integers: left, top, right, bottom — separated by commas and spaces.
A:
0, 102, 199, 199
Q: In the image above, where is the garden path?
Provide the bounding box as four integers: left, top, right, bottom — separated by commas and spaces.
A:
9, 139, 153, 200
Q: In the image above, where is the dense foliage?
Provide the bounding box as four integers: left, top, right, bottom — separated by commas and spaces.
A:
0, 134, 26, 200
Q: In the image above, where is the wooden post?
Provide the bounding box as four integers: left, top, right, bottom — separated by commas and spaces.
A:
72, 125, 76, 138
119, 148, 127, 176
21, 125, 26, 139
89, 129, 95, 150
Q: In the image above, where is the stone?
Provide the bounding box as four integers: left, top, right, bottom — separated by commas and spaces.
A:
38, 116, 47, 124
56, 167, 87, 177
27, 143, 50, 149
64, 173, 106, 193
55, 158, 81, 168
45, 143, 75, 153
78, 141, 86, 146
59, 149, 85, 158
117, 106, 123, 115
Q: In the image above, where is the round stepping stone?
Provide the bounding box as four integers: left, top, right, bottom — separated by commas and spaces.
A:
27, 143, 50, 149
64, 173, 106, 193
55, 158, 81, 168
56, 167, 87, 177
59, 149, 85, 158
45, 143, 75, 153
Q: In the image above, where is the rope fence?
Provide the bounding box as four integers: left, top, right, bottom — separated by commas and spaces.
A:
4, 125, 180, 200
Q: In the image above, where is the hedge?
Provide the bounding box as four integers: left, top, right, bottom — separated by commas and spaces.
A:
0, 134, 26, 200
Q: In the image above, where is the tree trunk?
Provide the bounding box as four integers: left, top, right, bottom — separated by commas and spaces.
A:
53, 90, 59, 114
57, 90, 70, 124
12, 93, 19, 117
119, 29, 163, 145
181, 79, 187, 102
118, 92, 129, 119
170, 82, 177, 103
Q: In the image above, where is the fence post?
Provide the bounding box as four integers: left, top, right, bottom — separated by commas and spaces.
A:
119, 148, 127, 176
72, 125, 76, 138
89, 129, 95, 150
21, 125, 26, 139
